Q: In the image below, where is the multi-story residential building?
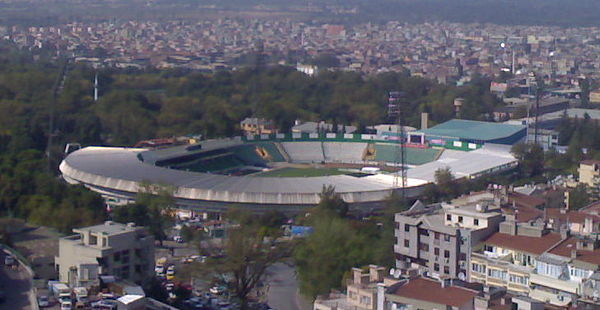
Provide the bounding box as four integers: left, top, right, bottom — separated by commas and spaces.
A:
314, 265, 394, 310
578, 160, 600, 189
55, 221, 155, 287
240, 117, 278, 135
471, 215, 600, 307
469, 216, 560, 295
394, 193, 504, 280
529, 235, 600, 307
383, 277, 480, 310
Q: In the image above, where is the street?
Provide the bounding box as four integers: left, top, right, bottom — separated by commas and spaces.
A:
266, 262, 311, 310
0, 250, 33, 310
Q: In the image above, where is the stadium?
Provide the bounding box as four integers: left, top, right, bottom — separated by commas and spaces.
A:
59, 120, 525, 213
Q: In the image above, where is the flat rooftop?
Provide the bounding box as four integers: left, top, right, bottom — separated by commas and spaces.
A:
419, 119, 525, 141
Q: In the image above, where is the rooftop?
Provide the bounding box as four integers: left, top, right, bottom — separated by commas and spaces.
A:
549, 237, 600, 266
388, 277, 478, 307
74, 221, 139, 236
484, 232, 562, 255
418, 119, 525, 142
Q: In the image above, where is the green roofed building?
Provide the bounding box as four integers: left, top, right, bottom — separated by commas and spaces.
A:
419, 119, 526, 145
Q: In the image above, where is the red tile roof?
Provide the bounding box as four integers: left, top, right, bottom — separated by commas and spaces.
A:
580, 160, 600, 166
507, 192, 546, 209
549, 237, 600, 266
484, 232, 562, 255
502, 205, 544, 223
545, 208, 600, 224
389, 277, 478, 307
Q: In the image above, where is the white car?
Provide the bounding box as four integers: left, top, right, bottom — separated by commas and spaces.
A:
37, 295, 50, 307
209, 286, 226, 295
59, 300, 72, 310
4, 256, 15, 266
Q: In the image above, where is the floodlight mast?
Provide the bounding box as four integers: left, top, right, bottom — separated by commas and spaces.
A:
387, 91, 407, 201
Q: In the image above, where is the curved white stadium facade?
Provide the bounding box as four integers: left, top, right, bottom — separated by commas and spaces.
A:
59, 138, 517, 213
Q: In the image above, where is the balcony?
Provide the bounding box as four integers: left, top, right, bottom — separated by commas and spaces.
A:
529, 273, 580, 294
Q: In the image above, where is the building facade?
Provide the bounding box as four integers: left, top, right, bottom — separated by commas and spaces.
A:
55, 221, 155, 288
394, 193, 504, 280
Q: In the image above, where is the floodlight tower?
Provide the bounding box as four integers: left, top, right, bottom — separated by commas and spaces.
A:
387, 91, 407, 196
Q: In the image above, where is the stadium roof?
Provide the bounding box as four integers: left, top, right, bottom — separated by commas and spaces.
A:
419, 119, 526, 142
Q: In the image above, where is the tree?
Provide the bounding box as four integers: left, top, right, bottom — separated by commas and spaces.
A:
511, 143, 544, 177
294, 216, 373, 299
192, 223, 288, 309
568, 184, 591, 210
434, 167, 460, 199
314, 185, 349, 218
112, 183, 174, 246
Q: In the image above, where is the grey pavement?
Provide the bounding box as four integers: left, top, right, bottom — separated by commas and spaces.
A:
0, 250, 33, 310
266, 263, 311, 310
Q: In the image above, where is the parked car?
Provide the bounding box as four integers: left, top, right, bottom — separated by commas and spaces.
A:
4, 255, 15, 266
38, 295, 50, 307
155, 265, 165, 275
209, 286, 226, 295
91, 299, 117, 309
174, 235, 184, 243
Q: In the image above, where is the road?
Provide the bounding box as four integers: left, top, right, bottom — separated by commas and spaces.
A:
266, 262, 311, 310
0, 250, 33, 310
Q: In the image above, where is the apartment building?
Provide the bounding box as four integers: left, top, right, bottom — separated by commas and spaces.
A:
469, 217, 560, 295
55, 221, 155, 288
383, 277, 479, 310
240, 118, 278, 135
470, 216, 600, 307
314, 265, 393, 310
394, 193, 504, 280
578, 160, 600, 188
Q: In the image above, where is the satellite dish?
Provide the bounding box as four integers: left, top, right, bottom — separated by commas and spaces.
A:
389, 268, 396, 276
458, 272, 466, 281
394, 269, 402, 279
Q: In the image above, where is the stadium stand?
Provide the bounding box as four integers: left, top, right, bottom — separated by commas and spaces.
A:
252, 142, 286, 162
322, 142, 367, 163
373, 143, 442, 166
281, 142, 325, 163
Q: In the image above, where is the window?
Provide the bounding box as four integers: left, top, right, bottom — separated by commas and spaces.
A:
443, 235, 451, 242
404, 239, 410, 247
444, 266, 450, 274
474, 219, 479, 226
487, 268, 507, 280
122, 250, 130, 264
434, 264, 440, 272
444, 250, 450, 258
418, 228, 429, 236
113, 252, 121, 262
395, 222, 399, 229
360, 296, 371, 305
472, 263, 486, 274
434, 248, 440, 256
135, 265, 142, 274
509, 274, 528, 285
121, 265, 130, 279
434, 232, 440, 240
419, 243, 429, 252
404, 224, 410, 232
458, 216, 463, 223
446, 214, 452, 221
484, 245, 494, 252
89, 235, 97, 245
571, 267, 589, 278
